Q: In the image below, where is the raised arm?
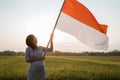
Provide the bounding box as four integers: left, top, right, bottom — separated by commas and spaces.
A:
43, 41, 53, 52
43, 33, 54, 52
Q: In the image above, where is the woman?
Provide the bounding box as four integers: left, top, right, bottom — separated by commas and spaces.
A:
25, 34, 53, 80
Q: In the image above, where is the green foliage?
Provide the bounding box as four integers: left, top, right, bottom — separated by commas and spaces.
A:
0, 56, 120, 80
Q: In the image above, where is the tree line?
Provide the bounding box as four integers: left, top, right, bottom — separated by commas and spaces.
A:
0, 50, 120, 56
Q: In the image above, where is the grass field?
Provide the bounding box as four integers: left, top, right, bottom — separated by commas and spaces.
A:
0, 56, 120, 80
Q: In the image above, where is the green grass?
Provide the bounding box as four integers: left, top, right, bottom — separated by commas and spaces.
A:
0, 56, 120, 80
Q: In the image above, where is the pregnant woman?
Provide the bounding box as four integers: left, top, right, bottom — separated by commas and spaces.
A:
25, 34, 53, 80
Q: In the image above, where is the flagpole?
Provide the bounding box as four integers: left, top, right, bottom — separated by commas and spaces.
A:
46, 0, 66, 48
43, 0, 66, 56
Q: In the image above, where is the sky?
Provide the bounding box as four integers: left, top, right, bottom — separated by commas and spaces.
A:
0, 0, 120, 52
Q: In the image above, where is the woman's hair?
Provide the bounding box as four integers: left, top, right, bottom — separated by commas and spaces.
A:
26, 34, 37, 49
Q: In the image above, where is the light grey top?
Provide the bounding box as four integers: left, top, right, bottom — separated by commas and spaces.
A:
25, 46, 46, 80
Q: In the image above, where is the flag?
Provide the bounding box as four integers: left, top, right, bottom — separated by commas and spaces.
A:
56, 0, 108, 50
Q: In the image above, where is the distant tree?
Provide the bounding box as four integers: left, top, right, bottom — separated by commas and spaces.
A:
112, 50, 120, 52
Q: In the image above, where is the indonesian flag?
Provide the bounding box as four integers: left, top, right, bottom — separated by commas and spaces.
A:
56, 0, 108, 50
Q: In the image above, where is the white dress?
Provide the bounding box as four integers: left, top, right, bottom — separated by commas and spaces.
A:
25, 46, 46, 80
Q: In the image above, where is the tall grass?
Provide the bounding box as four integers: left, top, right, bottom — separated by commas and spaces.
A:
0, 56, 120, 80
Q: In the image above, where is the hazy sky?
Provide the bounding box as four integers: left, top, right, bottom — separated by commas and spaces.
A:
0, 0, 120, 52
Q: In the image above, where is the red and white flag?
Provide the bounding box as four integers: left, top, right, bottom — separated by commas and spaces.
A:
56, 0, 108, 50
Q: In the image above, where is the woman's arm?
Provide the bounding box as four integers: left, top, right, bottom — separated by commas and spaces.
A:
25, 48, 45, 63
26, 56, 45, 62
43, 41, 53, 52
43, 33, 54, 52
